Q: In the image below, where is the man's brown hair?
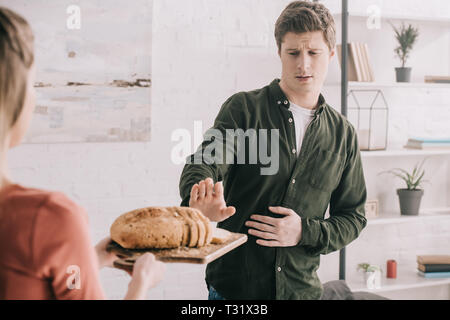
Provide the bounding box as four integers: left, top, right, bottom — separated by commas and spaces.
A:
0, 7, 34, 150
274, 1, 336, 52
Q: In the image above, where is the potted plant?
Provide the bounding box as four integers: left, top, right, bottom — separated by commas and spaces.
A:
357, 263, 382, 274
391, 22, 419, 82
357, 263, 382, 289
379, 158, 429, 216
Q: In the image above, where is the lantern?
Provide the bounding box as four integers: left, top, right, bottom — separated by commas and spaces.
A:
347, 89, 389, 151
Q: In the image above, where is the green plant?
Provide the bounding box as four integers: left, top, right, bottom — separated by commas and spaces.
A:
357, 263, 382, 273
378, 158, 429, 190
390, 22, 419, 68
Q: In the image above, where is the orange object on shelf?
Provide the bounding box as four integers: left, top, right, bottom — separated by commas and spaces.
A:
387, 259, 397, 279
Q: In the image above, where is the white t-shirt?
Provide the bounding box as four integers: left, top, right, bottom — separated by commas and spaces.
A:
289, 102, 316, 155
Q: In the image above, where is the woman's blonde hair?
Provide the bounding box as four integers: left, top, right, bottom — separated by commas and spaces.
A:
0, 7, 34, 152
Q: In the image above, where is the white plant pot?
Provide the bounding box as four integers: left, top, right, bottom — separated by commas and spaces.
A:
364, 270, 381, 289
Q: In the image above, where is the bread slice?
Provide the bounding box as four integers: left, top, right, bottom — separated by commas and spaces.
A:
173, 207, 194, 247
178, 215, 190, 247
181, 224, 190, 246
181, 208, 199, 247
188, 208, 206, 247
211, 227, 232, 244
194, 208, 213, 245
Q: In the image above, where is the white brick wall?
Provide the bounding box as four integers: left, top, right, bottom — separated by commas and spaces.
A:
5, 0, 450, 299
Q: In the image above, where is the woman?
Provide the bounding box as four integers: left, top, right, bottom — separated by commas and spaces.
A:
0, 7, 165, 299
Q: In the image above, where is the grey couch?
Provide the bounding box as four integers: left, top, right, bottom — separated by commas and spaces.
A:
320, 280, 389, 300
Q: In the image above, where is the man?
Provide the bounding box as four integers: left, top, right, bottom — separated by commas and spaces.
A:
179, 1, 367, 300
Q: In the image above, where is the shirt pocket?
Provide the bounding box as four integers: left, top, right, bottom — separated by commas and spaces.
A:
308, 148, 345, 193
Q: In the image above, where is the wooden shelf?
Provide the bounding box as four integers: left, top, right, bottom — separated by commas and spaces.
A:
347, 265, 450, 293
361, 148, 450, 158
367, 209, 450, 226
333, 12, 450, 24
334, 4, 450, 298
324, 82, 450, 88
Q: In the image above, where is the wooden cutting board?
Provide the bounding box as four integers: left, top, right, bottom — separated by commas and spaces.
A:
107, 232, 247, 272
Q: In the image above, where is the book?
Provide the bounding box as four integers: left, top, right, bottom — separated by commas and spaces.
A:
409, 137, 450, 143
355, 42, 368, 81
417, 255, 450, 265
358, 42, 371, 82
337, 42, 375, 83
418, 263, 450, 273
425, 75, 450, 83
350, 42, 363, 82
405, 143, 450, 150
362, 43, 375, 82
404, 138, 450, 149
418, 270, 450, 279
336, 44, 358, 82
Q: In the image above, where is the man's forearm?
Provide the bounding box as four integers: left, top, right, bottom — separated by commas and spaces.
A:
179, 160, 217, 206
299, 209, 367, 256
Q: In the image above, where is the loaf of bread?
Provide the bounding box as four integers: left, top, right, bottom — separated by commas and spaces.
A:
110, 206, 213, 249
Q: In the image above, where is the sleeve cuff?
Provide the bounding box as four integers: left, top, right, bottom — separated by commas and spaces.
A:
298, 217, 320, 247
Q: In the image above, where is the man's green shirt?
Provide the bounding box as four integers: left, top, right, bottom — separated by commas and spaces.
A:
179, 79, 367, 300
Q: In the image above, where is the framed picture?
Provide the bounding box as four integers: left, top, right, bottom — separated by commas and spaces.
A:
8, 0, 152, 143
365, 199, 379, 219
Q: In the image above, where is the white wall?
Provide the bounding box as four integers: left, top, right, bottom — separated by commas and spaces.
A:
4, 0, 450, 299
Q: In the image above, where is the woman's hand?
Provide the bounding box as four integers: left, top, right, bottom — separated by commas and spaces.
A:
125, 253, 166, 300
96, 238, 166, 299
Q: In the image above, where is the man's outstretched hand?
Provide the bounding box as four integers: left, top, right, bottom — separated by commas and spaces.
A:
189, 177, 236, 222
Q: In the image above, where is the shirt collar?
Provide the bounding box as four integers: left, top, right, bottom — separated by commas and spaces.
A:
269, 78, 327, 117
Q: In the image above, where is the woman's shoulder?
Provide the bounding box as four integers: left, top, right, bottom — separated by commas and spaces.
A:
1, 184, 86, 221
0, 184, 90, 268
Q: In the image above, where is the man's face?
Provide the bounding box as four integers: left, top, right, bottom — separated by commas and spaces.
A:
279, 31, 335, 96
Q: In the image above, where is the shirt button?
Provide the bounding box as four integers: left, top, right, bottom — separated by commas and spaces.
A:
277, 101, 282, 105
277, 267, 282, 272
288, 118, 293, 123
292, 149, 296, 154
284, 100, 289, 105
292, 179, 296, 184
